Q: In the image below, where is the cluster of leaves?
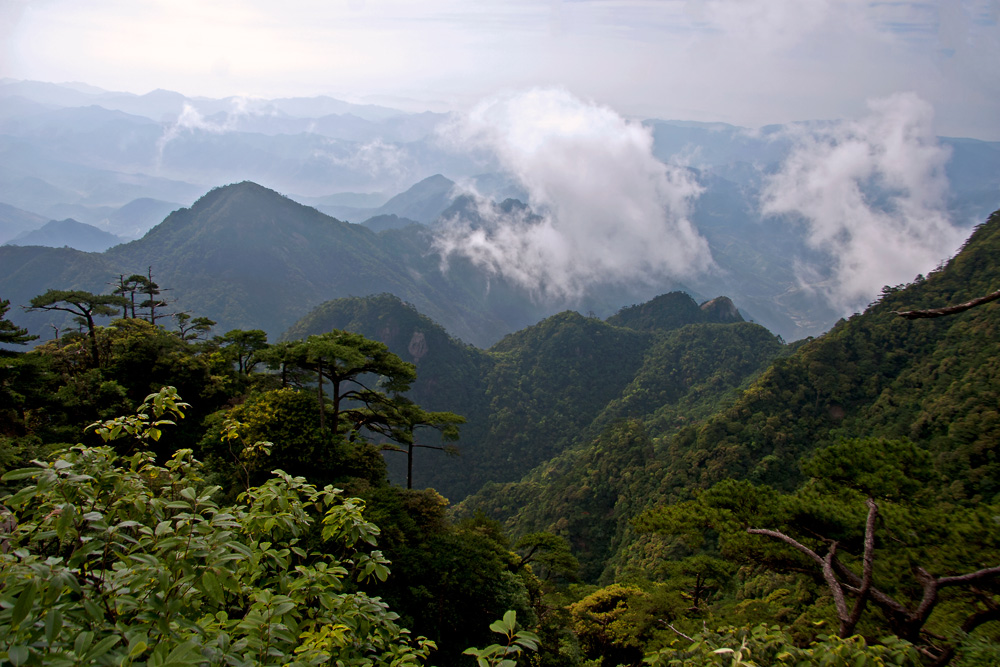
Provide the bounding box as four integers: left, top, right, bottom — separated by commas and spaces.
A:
464, 611, 540, 667
644, 624, 920, 667
2, 288, 547, 665
0, 388, 434, 667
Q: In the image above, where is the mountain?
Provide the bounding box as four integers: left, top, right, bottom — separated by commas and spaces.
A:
4, 80, 999, 342
284, 290, 771, 501
4, 218, 126, 252
314, 174, 457, 224
456, 207, 1000, 581
0, 181, 675, 347
607, 291, 743, 331
103, 182, 440, 335
0, 202, 46, 244
103, 197, 183, 239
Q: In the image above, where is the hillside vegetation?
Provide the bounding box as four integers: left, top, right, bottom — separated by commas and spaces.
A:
1, 205, 998, 665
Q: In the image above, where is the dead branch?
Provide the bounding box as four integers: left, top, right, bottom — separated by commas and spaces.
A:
893, 289, 1000, 319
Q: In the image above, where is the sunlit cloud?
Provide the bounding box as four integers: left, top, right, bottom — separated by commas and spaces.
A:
761, 92, 967, 314
433, 88, 713, 300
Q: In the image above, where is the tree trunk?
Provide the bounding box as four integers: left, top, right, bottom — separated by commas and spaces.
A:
407, 443, 414, 489
84, 311, 100, 366
316, 361, 325, 432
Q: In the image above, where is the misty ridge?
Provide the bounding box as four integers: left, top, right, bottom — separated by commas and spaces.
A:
2, 79, 999, 342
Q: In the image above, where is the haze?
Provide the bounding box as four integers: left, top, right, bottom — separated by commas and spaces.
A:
3, 0, 999, 139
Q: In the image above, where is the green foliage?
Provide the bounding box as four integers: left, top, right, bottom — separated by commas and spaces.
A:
643, 624, 921, 666
88, 385, 190, 444
199, 387, 387, 493
515, 532, 580, 583
174, 312, 216, 341
799, 437, 936, 500
0, 394, 433, 667
219, 328, 270, 376
568, 583, 650, 667
367, 505, 538, 667
637, 438, 1000, 662
464, 611, 540, 667
0, 298, 38, 348
26, 289, 128, 366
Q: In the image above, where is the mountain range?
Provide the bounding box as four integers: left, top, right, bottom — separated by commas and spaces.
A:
284, 208, 1000, 583
2, 79, 1000, 344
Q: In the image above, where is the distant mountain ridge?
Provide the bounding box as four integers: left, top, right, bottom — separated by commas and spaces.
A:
0, 203, 46, 244
5, 218, 125, 252
3, 80, 998, 341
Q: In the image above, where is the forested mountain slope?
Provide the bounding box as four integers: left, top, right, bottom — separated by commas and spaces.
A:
457, 208, 1000, 583
457, 320, 785, 579
286, 291, 779, 502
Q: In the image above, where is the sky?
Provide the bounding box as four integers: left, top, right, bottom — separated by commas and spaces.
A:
2, 0, 999, 139
1, 0, 996, 322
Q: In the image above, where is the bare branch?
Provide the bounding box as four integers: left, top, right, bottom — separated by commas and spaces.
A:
844, 498, 879, 634
747, 528, 824, 568
666, 623, 694, 642
893, 288, 1000, 319
937, 565, 1000, 588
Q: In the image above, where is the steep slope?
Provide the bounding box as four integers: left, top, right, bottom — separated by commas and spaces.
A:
478, 312, 653, 490
457, 320, 784, 579
286, 291, 763, 502
104, 182, 410, 333
660, 208, 1000, 502
0, 244, 118, 335
460, 208, 1000, 582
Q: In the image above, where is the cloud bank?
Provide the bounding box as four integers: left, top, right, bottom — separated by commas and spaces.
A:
433, 88, 713, 300
761, 93, 967, 314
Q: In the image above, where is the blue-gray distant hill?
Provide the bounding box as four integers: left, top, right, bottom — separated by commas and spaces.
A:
0, 182, 551, 346
5, 218, 125, 252
0, 202, 46, 244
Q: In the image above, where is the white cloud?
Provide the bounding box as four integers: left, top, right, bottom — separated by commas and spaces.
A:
761, 92, 967, 314
155, 96, 271, 162
433, 88, 713, 300
313, 138, 409, 179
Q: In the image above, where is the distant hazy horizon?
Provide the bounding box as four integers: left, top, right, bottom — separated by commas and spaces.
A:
2, 1, 998, 140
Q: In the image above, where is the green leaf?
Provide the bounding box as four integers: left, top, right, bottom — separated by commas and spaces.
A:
7, 646, 29, 666
45, 607, 63, 644
1, 467, 42, 481
128, 641, 149, 658
84, 636, 121, 661
202, 570, 224, 603
10, 580, 37, 628
74, 631, 95, 656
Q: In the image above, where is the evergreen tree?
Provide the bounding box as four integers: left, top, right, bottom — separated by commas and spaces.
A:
0, 299, 37, 349
26, 290, 127, 366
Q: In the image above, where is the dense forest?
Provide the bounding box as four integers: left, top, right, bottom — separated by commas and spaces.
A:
1, 211, 999, 665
